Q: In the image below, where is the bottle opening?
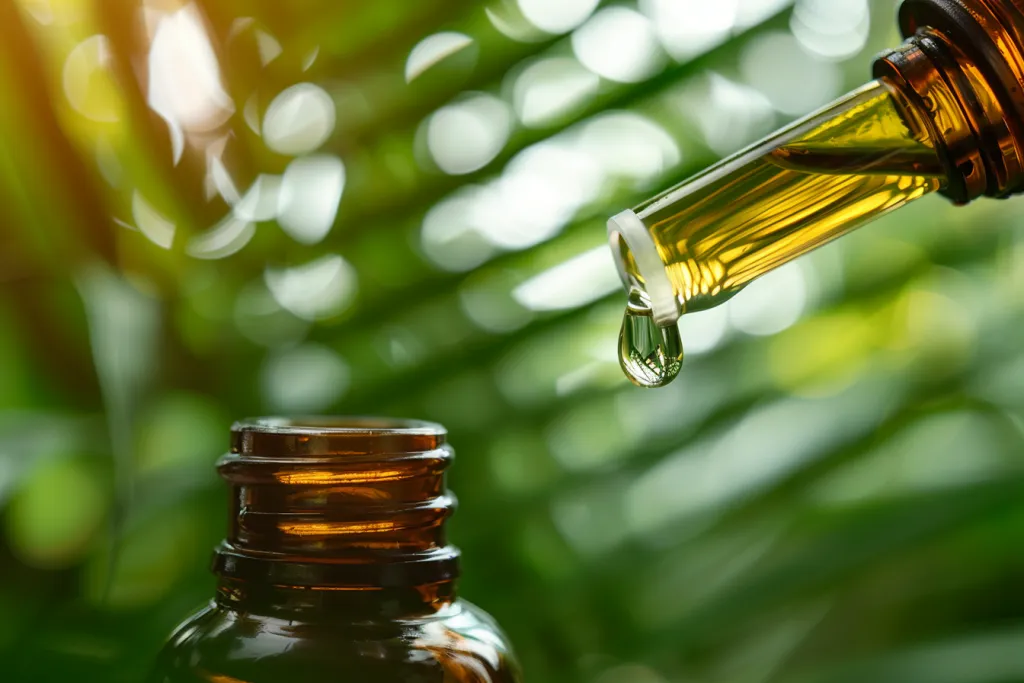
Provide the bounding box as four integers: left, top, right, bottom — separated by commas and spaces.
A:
236, 415, 446, 434
231, 416, 447, 456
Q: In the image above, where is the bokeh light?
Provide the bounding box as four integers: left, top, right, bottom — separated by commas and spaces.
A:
518, 0, 599, 35
678, 72, 777, 155
186, 213, 255, 260
146, 3, 233, 155
739, 30, 842, 115
63, 35, 120, 123
578, 112, 682, 185
131, 191, 176, 249
727, 262, 808, 336
262, 83, 336, 155
261, 343, 351, 411
277, 154, 345, 244
511, 56, 599, 128
512, 246, 621, 312
420, 186, 499, 271
790, 0, 871, 61
639, 0, 739, 61
6, 457, 106, 569
264, 253, 358, 321
426, 93, 513, 175
405, 32, 476, 83
234, 279, 311, 347
571, 7, 667, 84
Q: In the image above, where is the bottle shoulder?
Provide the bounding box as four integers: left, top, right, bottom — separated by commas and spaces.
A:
148, 599, 520, 683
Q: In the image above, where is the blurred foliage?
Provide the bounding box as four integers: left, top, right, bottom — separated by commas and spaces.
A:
3, 0, 1024, 681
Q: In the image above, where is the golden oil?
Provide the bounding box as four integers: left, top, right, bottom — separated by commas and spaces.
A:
619, 286, 684, 388
640, 79, 942, 312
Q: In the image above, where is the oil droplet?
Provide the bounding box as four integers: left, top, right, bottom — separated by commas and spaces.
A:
618, 287, 683, 388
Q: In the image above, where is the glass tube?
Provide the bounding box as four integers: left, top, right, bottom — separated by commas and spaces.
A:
608, 78, 945, 326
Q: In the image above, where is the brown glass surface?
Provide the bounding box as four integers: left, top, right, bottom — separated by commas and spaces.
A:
895, 0, 1024, 200
218, 416, 459, 586
148, 593, 520, 683
148, 417, 520, 683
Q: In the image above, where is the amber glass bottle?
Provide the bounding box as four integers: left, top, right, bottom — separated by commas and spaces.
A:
609, 0, 1024, 329
147, 417, 520, 683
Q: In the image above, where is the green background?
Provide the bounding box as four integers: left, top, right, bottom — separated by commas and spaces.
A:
3, 0, 1024, 681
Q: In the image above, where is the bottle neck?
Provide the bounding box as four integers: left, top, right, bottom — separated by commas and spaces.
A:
875, 0, 1024, 202
211, 418, 460, 620
214, 577, 458, 621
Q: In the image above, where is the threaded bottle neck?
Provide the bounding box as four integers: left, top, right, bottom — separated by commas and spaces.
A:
214, 577, 459, 621
212, 417, 460, 598
874, 0, 1024, 202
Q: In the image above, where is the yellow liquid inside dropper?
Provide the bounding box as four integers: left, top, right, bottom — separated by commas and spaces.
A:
615, 79, 945, 388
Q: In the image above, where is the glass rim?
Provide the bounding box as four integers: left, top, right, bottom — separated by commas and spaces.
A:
232, 415, 446, 437
228, 416, 449, 457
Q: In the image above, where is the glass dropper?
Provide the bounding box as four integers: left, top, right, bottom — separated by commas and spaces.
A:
609, 0, 1024, 387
